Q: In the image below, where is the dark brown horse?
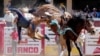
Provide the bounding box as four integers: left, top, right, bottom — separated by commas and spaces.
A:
62, 16, 95, 56
31, 4, 95, 56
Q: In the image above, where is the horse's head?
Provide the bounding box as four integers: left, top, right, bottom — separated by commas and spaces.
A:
84, 18, 95, 34
72, 14, 95, 35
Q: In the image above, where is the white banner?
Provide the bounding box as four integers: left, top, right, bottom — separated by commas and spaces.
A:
85, 27, 100, 55
4, 27, 42, 55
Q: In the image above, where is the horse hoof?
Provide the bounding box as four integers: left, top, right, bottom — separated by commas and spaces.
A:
59, 51, 64, 56
44, 34, 50, 41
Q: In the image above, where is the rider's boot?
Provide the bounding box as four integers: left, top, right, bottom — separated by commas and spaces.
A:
27, 24, 42, 40
44, 34, 50, 41
28, 24, 50, 41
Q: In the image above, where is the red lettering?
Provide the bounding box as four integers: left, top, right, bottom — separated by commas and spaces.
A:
23, 47, 29, 53
7, 47, 12, 53
18, 47, 23, 53
34, 47, 38, 53
7, 47, 39, 54
29, 47, 34, 53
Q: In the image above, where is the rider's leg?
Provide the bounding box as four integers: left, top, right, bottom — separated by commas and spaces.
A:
9, 8, 30, 28
59, 35, 66, 56
27, 23, 50, 40
27, 24, 35, 38
17, 25, 22, 44
27, 24, 42, 40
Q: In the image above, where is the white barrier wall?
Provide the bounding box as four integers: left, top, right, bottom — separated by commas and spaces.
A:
2, 18, 100, 55
4, 27, 42, 55
4, 26, 57, 55
0, 21, 5, 54
45, 27, 57, 46
85, 19, 100, 55
85, 27, 100, 55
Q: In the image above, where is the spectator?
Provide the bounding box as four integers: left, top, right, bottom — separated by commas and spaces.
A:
91, 8, 98, 18
73, 10, 82, 17
4, 8, 15, 27
10, 27, 18, 56
84, 5, 90, 13
97, 8, 100, 18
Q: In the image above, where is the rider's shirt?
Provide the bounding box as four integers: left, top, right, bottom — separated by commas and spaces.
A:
50, 19, 73, 35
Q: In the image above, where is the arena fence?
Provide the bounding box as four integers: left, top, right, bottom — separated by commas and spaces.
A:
0, 18, 100, 56
85, 18, 100, 55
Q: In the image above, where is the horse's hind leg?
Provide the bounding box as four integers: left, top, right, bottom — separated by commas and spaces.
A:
59, 45, 67, 56
59, 35, 66, 56
66, 39, 72, 56
74, 42, 83, 56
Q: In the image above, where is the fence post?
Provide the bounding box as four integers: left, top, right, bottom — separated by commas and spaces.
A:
0, 21, 6, 55
40, 23, 46, 56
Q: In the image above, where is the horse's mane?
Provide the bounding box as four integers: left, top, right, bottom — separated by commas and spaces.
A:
67, 16, 85, 29
35, 4, 61, 16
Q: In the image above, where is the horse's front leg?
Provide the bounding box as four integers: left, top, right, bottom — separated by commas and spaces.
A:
74, 42, 83, 56
59, 35, 67, 56
66, 38, 72, 56
59, 45, 66, 56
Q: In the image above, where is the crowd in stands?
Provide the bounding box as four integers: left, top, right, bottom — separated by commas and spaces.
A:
72, 5, 100, 18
